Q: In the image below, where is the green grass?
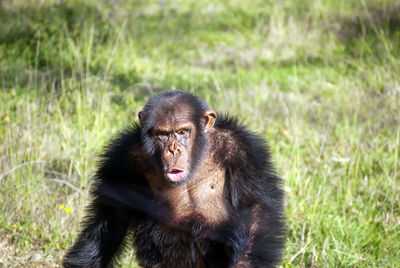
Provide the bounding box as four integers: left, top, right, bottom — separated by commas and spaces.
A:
1, 0, 399, 267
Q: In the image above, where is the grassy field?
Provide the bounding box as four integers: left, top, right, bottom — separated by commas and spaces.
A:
1, 0, 399, 267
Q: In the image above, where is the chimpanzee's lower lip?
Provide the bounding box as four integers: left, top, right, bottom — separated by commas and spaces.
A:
166, 168, 186, 182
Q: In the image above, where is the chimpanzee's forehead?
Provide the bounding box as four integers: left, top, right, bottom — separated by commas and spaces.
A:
153, 99, 196, 127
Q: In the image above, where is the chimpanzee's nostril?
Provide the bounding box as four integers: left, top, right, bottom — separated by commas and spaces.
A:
168, 141, 179, 155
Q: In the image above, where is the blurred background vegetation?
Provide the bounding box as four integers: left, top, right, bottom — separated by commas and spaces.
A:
0, 0, 399, 267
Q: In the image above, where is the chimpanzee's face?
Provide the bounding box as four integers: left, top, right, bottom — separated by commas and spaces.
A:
139, 95, 216, 185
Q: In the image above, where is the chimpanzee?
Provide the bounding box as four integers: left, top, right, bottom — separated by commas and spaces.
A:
63, 90, 285, 268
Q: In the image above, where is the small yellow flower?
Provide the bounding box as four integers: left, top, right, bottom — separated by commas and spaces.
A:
57, 243, 61, 250
65, 207, 72, 213
4, 115, 10, 122
34, 227, 38, 231
18, 226, 22, 231
59, 205, 64, 209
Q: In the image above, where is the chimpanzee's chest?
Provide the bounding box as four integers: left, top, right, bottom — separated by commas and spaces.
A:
145, 160, 230, 227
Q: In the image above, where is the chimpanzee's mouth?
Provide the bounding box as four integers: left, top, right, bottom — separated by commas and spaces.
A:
166, 168, 186, 182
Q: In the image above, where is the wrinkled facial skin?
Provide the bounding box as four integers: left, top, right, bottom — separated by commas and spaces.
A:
152, 120, 195, 183
139, 99, 216, 185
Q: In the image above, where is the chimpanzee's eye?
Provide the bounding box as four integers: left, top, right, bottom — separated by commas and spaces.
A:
176, 129, 190, 136
154, 131, 169, 142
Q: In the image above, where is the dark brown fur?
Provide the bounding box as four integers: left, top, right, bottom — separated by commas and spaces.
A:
63, 91, 285, 268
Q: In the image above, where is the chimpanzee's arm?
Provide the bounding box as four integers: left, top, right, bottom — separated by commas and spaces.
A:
63, 126, 152, 267
221, 128, 285, 268
63, 202, 131, 268
231, 200, 285, 268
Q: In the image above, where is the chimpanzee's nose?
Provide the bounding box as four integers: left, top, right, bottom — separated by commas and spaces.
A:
168, 141, 181, 156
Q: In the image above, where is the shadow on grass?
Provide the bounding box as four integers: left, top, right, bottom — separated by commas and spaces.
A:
0, 1, 138, 90
335, 4, 400, 40
264, 3, 400, 69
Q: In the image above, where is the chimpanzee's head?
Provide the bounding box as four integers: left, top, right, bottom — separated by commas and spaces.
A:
139, 91, 216, 185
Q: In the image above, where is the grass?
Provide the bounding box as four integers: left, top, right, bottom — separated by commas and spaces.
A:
0, 0, 399, 267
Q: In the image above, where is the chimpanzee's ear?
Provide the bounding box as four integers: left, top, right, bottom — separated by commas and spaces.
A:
138, 111, 143, 126
203, 110, 217, 132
